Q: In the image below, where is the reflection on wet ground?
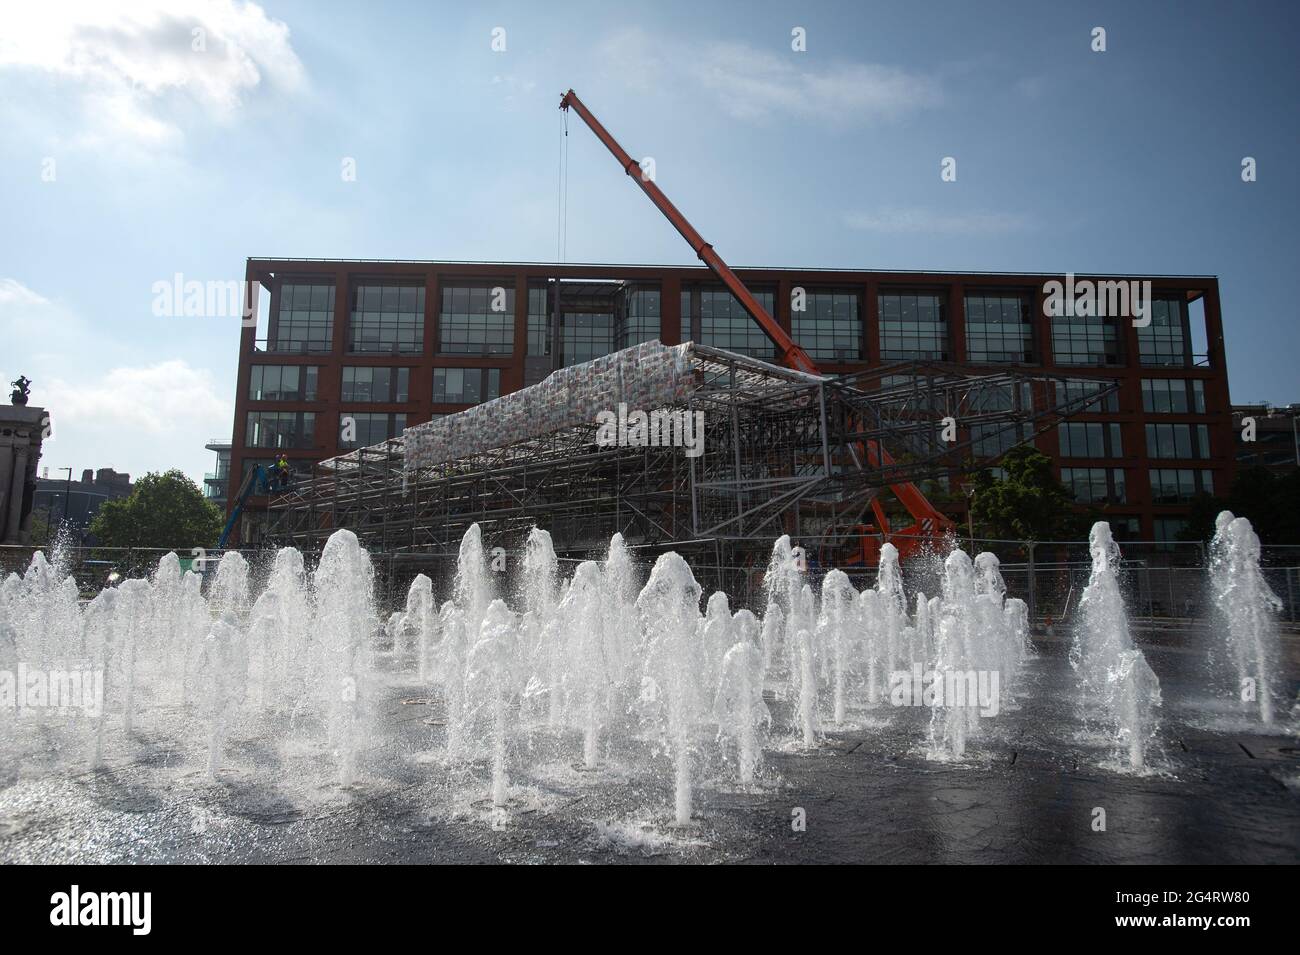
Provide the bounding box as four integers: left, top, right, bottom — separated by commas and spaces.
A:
0, 640, 1294, 864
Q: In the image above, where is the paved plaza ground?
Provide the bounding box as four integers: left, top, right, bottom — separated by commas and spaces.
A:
0, 635, 1295, 864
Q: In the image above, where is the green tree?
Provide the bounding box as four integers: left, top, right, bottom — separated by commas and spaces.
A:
89, 469, 223, 550
26, 508, 53, 547
1180, 466, 1300, 545
969, 445, 1086, 542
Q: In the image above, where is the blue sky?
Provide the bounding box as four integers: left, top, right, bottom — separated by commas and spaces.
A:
2, 0, 1297, 485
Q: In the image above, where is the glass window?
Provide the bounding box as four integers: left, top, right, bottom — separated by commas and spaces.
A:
1141, 378, 1207, 414
1154, 517, 1189, 543
1148, 468, 1213, 504
1145, 423, 1211, 459
440, 284, 515, 355
968, 381, 1033, 413
339, 412, 407, 449
1051, 313, 1121, 366
1137, 298, 1189, 367
245, 411, 316, 449
561, 312, 614, 366
1060, 467, 1125, 504
1058, 422, 1123, 458
273, 283, 335, 353
685, 288, 777, 359
879, 292, 947, 360
965, 292, 1033, 363
793, 290, 861, 361
349, 283, 424, 354
248, 365, 318, 401
1055, 379, 1119, 413
432, 367, 502, 404
970, 422, 1031, 458
341, 367, 410, 403
527, 285, 551, 356
620, 286, 661, 349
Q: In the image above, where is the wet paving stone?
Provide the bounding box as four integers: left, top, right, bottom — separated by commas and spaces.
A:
0, 639, 1295, 864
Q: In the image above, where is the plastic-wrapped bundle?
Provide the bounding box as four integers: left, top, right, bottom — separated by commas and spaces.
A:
403, 341, 694, 472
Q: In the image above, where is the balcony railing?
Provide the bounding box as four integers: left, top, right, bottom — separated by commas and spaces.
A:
253, 339, 333, 354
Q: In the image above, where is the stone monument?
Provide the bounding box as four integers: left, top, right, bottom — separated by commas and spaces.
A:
1, 376, 47, 544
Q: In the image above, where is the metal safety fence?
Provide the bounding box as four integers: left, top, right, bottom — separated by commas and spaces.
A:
4, 538, 1299, 628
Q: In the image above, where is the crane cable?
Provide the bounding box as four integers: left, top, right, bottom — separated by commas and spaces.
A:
557, 108, 569, 262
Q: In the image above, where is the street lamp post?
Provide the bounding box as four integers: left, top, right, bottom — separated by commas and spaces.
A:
57, 467, 73, 537
964, 482, 977, 550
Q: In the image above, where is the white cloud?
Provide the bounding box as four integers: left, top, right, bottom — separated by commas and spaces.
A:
600, 28, 941, 126
43, 360, 229, 438
0, 278, 52, 308
0, 0, 306, 143
842, 208, 1032, 236
1, 279, 231, 485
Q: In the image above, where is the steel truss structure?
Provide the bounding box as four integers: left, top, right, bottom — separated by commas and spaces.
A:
257, 344, 1118, 581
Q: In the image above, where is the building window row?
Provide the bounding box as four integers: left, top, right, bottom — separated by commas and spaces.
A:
440, 285, 514, 355
1145, 422, 1212, 460
342, 366, 410, 403
274, 284, 335, 354
1141, 377, 1206, 414
1052, 314, 1121, 367
268, 279, 1201, 373
1061, 467, 1127, 504
527, 284, 661, 362
1058, 421, 1124, 458
794, 291, 861, 361
684, 288, 776, 360
1055, 378, 1120, 413
433, 367, 501, 404
880, 292, 946, 361
340, 412, 407, 449
248, 365, 503, 405
971, 422, 1031, 458
1149, 468, 1214, 504
965, 292, 1033, 364
249, 364, 318, 401
350, 284, 424, 354
246, 411, 316, 449
1137, 299, 1189, 367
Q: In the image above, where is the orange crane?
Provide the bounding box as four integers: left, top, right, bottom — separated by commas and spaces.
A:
559, 89, 954, 562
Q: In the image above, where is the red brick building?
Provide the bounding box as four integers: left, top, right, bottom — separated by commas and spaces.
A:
229, 258, 1232, 543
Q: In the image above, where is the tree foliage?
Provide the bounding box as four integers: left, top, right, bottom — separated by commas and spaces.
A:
969, 445, 1089, 542
88, 469, 223, 550
1179, 466, 1300, 545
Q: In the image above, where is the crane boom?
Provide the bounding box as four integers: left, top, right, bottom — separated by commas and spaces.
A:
558, 89, 954, 558
560, 90, 817, 375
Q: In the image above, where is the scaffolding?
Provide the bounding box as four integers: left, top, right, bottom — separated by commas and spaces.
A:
257, 343, 1119, 592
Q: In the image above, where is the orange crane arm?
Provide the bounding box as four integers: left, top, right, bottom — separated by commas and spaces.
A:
558, 89, 953, 545
560, 90, 817, 375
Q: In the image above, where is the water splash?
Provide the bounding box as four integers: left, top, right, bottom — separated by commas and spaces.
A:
636, 553, 704, 825
465, 599, 518, 806
1210, 514, 1282, 724
1073, 521, 1161, 769
714, 638, 769, 784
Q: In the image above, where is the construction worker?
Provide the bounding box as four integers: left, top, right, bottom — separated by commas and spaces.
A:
274, 452, 291, 491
